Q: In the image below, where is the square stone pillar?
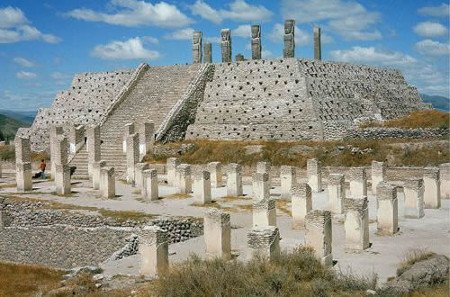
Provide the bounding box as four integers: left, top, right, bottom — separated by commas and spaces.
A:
135, 163, 150, 189
327, 174, 345, 214
192, 31, 203, 64
193, 170, 211, 204
86, 126, 101, 179
220, 29, 232, 63
404, 179, 425, 219
126, 133, 139, 185
49, 126, 63, 178
253, 198, 276, 227
207, 161, 222, 187
100, 167, 115, 198
139, 226, 169, 277
371, 161, 385, 194
439, 163, 450, 199
204, 42, 212, 63
138, 122, 154, 159
177, 164, 192, 194
55, 164, 71, 195
349, 167, 367, 198
143, 169, 159, 201
283, 19, 295, 58
343, 197, 370, 250
251, 25, 261, 60
247, 226, 280, 261
423, 167, 440, 209
226, 163, 243, 196
16, 162, 32, 192
123, 122, 135, 153
280, 165, 296, 200
376, 182, 399, 235
166, 157, 180, 186
291, 183, 312, 229
53, 135, 69, 166
256, 161, 271, 188
252, 172, 269, 202
68, 125, 85, 156
307, 158, 322, 192
92, 160, 107, 190
305, 210, 332, 266
204, 209, 231, 259
15, 136, 31, 163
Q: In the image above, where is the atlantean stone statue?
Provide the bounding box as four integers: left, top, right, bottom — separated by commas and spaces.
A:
203, 42, 212, 63
192, 31, 203, 64
221, 29, 232, 63
283, 20, 295, 58
314, 26, 321, 60
251, 25, 261, 60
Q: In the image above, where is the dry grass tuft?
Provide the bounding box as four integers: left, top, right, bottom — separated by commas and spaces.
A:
397, 249, 436, 276
361, 110, 449, 129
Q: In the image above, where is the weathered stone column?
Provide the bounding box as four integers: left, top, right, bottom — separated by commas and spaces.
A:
226, 163, 243, 196
15, 137, 32, 192
221, 29, 232, 63
280, 165, 296, 200
92, 160, 107, 190
291, 183, 312, 229
86, 126, 101, 179
54, 135, 69, 167
376, 182, 399, 235
192, 31, 203, 64
247, 226, 280, 261
68, 125, 85, 156
252, 172, 269, 202
49, 126, 63, 178
204, 209, 231, 259
166, 157, 180, 187
256, 161, 271, 186
305, 210, 332, 266
126, 133, 139, 185
55, 164, 71, 195
328, 174, 345, 214
207, 161, 222, 187
343, 197, 370, 250
423, 167, 440, 209
251, 24, 261, 60
439, 163, 450, 199
139, 226, 169, 277
404, 179, 425, 219
371, 161, 385, 194
177, 164, 192, 194
204, 42, 212, 63
100, 167, 115, 198
138, 122, 154, 159
349, 167, 367, 198
15, 136, 31, 164
307, 158, 322, 192
135, 163, 150, 189
253, 198, 276, 227
143, 169, 159, 201
193, 170, 211, 204
123, 122, 135, 153
283, 19, 295, 58
313, 26, 321, 60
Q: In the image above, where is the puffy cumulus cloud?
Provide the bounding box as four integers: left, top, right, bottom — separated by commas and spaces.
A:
268, 23, 310, 46
413, 22, 448, 38
233, 25, 251, 38
164, 27, 195, 40
67, 0, 192, 28
418, 3, 450, 18
0, 6, 60, 43
281, 0, 382, 41
415, 39, 450, 56
13, 57, 35, 67
190, 0, 272, 24
16, 71, 37, 79
91, 37, 160, 60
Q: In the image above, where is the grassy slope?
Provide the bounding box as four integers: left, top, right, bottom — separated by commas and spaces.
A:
420, 94, 450, 112
0, 113, 29, 141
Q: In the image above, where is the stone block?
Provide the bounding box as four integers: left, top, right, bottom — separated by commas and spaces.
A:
86, 126, 101, 178
177, 164, 192, 194
305, 210, 332, 266
343, 197, 370, 250
138, 122, 154, 159
280, 165, 296, 200
204, 209, 231, 259
328, 174, 345, 214
207, 161, 222, 187
404, 179, 425, 219
139, 226, 169, 277
226, 163, 243, 196
100, 167, 115, 198
423, 167, 440, 209
193, 170, 211, 204
126, 133, 139, 185
15, 136, 31, 164
135, 163, 150, 189
247, 226, 280, 261
349, 167, 367, 198
49, 126, 63, 178
55, 164, 71, 195
166, 157, 180, 187
252, 172, 270, 202
376, 182, 399, 235
92, 160, 107, 190
371, 161, 385, 194
16, 162, 32, 192
252, 198, 276, 227
122, 122, 135, 153
143, 169, 159, 201
291, 183, 312, 229
307, 158, 322, 192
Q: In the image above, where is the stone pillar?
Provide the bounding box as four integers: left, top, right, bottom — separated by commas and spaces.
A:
305, 210, 332, 266
283, 19, 295, 58
257, 161, 271, 188
423, 167, 440, 209
251, 24, 261, 60
166, 157, 180, 186
253, 198, 276, 227
15, 137, 32, 192
123, 122, 135, 153
135, 163, 150, 189
143, 169, 159, 201
86, 126, 101, 179
291, 183, 312, 229
247, 226, 280, 261
193, 170, 211, 204
221, 29, 232, 63
49, 126, 63, 178
343, 197, 370, 250
252, 172, 269, 202
313, 26, 321, 60
139, 226, 169, 277
349, 167, 367, 198
280, 165, 296, 200
177, 164, 192, 194
55, 164, 71, 195
439, 163, 450, 199
138, 122, 154, 159
307, 158, 322, 192
68, 125, 85, 156
15, 136, 31, 163
226, 163, 243, 196
371, 161, 385, 194
192, 31, 203, 64
376, 182, 399, 235
92, 160, 107, 190
204, 42, 212, 63
207, 161, 222, 187
328, 174, 345, 214
100, 167, 115, 198
126, 133, 139, 185
404, 179, 425, 219
54, 136, 69, 167
204, 209, 231, 259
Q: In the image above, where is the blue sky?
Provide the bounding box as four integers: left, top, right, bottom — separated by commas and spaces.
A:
0, 0, 449, 111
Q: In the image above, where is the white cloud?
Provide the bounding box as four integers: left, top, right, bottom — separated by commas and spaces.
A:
13, 57, 35, 67
233, 25, 251, 38
413, 22, 448, 38
261, 49, 274, 59
164, 28, 195, 40
415, 39, 450, 56
190, 0, 272, 23
205, 36, 220, 44
91, 37, 160, 60
0, 7, 60, 44
67, 0, 192, 28
16, 71, 37, 79
141, 36, 159, 44
268, 23, 310, 46
418, 3, 450, 17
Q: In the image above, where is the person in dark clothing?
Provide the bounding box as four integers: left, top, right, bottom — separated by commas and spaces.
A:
33, 159, 47, 179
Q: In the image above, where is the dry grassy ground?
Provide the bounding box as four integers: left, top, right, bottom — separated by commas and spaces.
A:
361, 110, 449, 129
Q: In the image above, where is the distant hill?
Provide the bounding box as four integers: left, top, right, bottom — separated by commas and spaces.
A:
0, 109, 36, 125
0, 114, 30, 142
420, 94, 449, 112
